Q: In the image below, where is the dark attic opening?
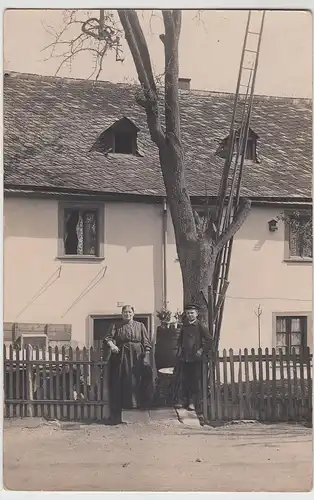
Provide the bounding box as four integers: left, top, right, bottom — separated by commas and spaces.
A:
91, 117, 143, 156
215, 127, 260, 163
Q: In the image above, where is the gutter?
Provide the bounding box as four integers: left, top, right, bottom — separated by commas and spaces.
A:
162, 198, 168, 308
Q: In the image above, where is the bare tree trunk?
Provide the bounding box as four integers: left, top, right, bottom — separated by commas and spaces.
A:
118, 9, 251, 334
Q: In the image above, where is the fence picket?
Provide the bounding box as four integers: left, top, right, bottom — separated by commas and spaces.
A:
286, 348, 293, 420
96, 349, 102, 421
292, 348, 298, 420
208, 357, 216, 422
257, 348, 264, 421
238, 350, 244, 420
306, 347, 312, 421
102, 347, 110, 421
3, 346, 6, 417
61, 346, 67, 420
89, 348, 95, 421
265, 348, 271, 420
83, 347, 89, 421
68, 348, 75, 420
48, 346, 54, 420
55, 346, 61, 420
75, 348, 81, 421
299, 347, 305, 418
251, 348, 257, 419
229, 349, 237, 420
42, 348, 48, 419
202, 360, 209, 421
278, 349, 285, 421
223, 350, 229, 420
15, 347, 21, 418
271, 348, 277, 421
26, 346, 34, 418
3, 346, 7, 418
244, 349, 251, 418
215, 351, 222, 421
8, 345, 14, 418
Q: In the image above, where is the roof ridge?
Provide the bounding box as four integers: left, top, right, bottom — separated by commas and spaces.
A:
4, 71, 312, 104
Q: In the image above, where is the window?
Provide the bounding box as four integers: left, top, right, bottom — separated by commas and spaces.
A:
215, 128, 259, 162
58, 203, 104, 259
239, 136, 255, 161
275, 316, 307, 355
113, 131, 135, 154
286, 211, 312, 259
91, 117, 142, 156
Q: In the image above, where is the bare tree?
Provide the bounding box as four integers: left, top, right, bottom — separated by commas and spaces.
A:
43, 9, 251, 329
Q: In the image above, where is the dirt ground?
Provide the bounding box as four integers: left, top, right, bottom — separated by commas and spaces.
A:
3, 413, 313, 492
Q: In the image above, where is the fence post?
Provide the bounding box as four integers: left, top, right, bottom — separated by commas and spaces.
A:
208, 354, 216, 422
26, 345, 34, 417
202, 358, 208, 422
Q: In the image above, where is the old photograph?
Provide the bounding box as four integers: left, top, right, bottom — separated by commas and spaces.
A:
3, 8, 313, 492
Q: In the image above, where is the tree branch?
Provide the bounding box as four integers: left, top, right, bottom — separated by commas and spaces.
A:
118, 10, 165, 147
162, 10, 182, 143
216, 198, 251, 251
41, 10, 124, 79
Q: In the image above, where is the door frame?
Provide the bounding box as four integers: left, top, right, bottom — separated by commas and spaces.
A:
86, 313, 154, 348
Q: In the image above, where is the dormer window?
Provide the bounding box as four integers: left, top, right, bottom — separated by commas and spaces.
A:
91, 117, 143, 156
215, 127, 259, 163
114, 131, 134, 154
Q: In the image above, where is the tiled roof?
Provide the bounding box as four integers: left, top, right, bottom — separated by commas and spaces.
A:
3, 72, 312, 199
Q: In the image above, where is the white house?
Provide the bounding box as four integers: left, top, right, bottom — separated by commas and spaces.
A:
3, 72, 312, 353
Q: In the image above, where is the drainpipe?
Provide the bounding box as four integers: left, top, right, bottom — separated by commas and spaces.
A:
162, 198, 168, 308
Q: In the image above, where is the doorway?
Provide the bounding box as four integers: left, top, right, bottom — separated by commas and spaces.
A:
93, 315, 152, 349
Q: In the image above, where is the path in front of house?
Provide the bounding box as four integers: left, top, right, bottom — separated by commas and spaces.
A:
4, 408, 312, 492
123, 407, 201, 427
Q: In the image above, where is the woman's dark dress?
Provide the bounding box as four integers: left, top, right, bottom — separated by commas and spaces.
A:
104, 320, 154, 421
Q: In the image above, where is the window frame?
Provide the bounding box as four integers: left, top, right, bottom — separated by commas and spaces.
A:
272, 311, 312, 355
88, 313, 153, 349
284, 209, 312, 262
57, 201, 105, 261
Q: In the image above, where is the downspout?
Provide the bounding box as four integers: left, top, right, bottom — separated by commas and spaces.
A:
162, 197, 168, 308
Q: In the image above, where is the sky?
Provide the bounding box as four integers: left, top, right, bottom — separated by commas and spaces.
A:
3, 9, 313, 98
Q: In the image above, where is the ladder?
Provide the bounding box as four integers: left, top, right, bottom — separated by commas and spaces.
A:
212, 10, 266, 349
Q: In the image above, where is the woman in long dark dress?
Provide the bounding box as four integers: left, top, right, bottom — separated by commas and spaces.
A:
104, 305, 154, 425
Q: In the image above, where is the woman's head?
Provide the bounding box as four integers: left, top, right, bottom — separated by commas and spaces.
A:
122, 305, 135, 322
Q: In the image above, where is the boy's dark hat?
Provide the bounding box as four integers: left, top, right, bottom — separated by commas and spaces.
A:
184, 303, 200, 311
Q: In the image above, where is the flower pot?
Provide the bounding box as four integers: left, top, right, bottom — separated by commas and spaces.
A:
154, 325, 181, 370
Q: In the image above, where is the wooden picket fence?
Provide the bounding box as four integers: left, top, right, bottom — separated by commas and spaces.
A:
3, 345, 110, 421
202, 347, 313, 423
4, 345, 313, 424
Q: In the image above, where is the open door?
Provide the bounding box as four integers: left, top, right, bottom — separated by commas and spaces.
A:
93, 315, 151, 349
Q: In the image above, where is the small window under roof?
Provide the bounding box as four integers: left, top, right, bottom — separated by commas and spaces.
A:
215, 127, 260, 163
91, 117, 143, 156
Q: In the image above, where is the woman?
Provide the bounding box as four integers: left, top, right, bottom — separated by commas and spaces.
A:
104, 305, 154, 425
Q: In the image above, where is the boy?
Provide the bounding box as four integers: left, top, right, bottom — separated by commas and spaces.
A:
175, 304, 213, 411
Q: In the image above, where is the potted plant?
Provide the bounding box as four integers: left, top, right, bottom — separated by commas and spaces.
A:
155, 306, 182, 370
156, 306, 172, 327
173, 310, 183, 329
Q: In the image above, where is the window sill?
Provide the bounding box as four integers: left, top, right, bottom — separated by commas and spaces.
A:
56, 256, 105, 262
284, 258, 312, 264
